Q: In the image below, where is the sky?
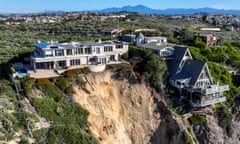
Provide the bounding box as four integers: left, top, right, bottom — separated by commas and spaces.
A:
0, 0, 240, 13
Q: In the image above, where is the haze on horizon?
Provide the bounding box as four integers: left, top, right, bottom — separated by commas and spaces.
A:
0, 0, 240, 13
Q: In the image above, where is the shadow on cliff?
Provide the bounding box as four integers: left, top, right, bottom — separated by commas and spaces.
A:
150, 97, 186, 144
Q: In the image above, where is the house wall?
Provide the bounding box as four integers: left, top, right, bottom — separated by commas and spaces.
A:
31, 41, 128, 70
145, 37, 167, 44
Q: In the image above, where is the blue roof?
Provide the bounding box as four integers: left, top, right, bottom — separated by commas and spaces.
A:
34, 42, 49, 49
167, 45, 188, 75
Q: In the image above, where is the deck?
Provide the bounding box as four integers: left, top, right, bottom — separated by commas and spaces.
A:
191, 96, 226, 107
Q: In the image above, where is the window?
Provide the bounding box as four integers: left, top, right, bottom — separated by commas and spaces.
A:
96, 48, 100, 54
110, 55, 115, 61
116, 45, 123, 49
85, 47, 92, 54
77, 48, 84, 55
55, 49, 64, 56
45, 50, 53, 57
57, 60, 66, 67
70, 59, 81, 66
104, 46, 113, 52
66, 49, 72, 55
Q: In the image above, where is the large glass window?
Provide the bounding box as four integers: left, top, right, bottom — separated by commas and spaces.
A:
104, 46, 113, 52
57, 60, 66, 67
45, 50, 53, 57
66, 49, 72, 55
85, 47, 92, 54
77, 48, 84, 55
96, 48, 100, 54
116, 45, 123, 49
70, 59, 81, 66
55, 49, 64, 56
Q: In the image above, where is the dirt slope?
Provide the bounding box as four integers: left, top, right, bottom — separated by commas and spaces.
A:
73, 70, 182, 144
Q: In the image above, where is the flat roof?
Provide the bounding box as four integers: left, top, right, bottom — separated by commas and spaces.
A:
34, 40, 128, 49
141, 42, 175, 50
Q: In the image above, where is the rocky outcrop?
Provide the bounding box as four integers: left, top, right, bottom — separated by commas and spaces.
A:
72, 70, 184, 144
191, 107, 240, 144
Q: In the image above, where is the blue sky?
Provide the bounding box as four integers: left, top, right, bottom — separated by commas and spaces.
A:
0, 0, 240, 13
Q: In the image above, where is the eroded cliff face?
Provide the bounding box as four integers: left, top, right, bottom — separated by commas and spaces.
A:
191, 107, 240, 144
72, 70, 184, 144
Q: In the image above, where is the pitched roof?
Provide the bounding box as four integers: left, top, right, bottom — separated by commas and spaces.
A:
136, 32, 144, 39
172, 59, 206, 86
166, 45, 189, 75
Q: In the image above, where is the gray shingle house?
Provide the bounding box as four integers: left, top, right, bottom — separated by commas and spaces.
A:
140, 36, 229, 107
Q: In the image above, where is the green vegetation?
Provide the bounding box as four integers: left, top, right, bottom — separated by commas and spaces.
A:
215, 104, 233, 135
189, 42, 240, 68
188, 115, 208, 126
182, 130, 195, 144
128, 45, 167, 91
1, 12, 240, 143
188, 43, 240, 106
19, 68, 97, 143
39, 84, 62, 101
0, 76, 33, 141
32, 98, 97, 144
237, 133, 240, 140
194, 38, 206, 49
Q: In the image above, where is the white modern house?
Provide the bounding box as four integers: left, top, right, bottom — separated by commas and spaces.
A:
30, 40, 128, 72
135, 32, 167, 47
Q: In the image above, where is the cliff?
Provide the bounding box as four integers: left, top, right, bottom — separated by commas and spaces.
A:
18, 68, 240, 144
72, 70, 188, 144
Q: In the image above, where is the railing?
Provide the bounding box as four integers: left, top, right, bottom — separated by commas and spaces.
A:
161, 55, 174, 60
204, 85, 229, 94
192, 96, 226, 107
195, 84, 229, 94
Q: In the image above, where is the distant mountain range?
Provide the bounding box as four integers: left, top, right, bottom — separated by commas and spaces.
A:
97, 5, 240, 16
1, 5, 240, 15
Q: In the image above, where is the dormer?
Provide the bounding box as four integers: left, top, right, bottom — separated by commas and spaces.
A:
176, 49, 192, 74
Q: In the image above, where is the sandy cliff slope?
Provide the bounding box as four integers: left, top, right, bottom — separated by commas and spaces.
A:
72, 70, 180, 144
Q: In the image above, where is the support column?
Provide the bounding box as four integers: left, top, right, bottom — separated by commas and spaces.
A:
66, 59, 70, 67
53, 61, 57, 70
33, 62, 36, 72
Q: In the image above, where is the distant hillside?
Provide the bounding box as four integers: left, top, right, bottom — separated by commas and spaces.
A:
98, 5, 240, 16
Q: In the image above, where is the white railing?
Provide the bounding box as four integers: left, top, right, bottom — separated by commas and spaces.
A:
192, 96, 226, 107
204, 85, 229, 94
195, 84, 229, 94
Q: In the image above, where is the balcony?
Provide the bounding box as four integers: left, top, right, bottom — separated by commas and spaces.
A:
192, 96, 226, 107
195, 84, 229, 95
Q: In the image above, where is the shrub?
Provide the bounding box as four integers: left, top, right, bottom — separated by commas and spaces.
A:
76, 77, 86, 87
188, 115, 208, 126
121, 53, 128, 60
194, 38, 206, 49
23, 78, 36, 90
56, 76, 69, 91
129, 46, 167, 92
40, 84, 62, 101
31, 98, 97, 143
65, 87, 74, 95
10, 67, 16, 73
36, 78, 53, 85
215, 104, 232, 130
